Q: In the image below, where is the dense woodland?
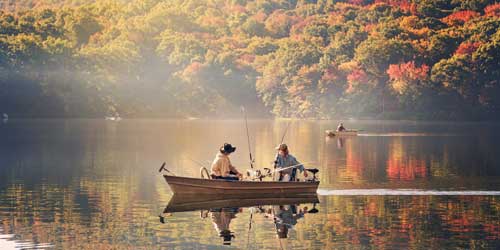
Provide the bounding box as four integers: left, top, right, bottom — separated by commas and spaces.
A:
1, 0, 500, 119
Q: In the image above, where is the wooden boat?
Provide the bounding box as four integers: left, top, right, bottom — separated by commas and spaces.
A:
164, 193, 319, 213
325, 130, 358, 137
163, 175, 319, 195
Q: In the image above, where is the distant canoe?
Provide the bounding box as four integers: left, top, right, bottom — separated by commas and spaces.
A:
164, 193, 319, 213
325, 130, 358, 136
163, 175, 319, 196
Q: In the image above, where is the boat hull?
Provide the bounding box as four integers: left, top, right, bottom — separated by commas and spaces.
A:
163, 175, 319, 195
164, 194, 319, 213
325, 130, 358, 136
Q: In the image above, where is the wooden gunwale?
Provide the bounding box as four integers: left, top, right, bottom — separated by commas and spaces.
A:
163, 175, 319, 194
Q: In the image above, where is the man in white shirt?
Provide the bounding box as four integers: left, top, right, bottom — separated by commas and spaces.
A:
211, 143, 243, 180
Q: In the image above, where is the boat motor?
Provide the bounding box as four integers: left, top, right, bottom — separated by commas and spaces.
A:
305, 168, 319, 181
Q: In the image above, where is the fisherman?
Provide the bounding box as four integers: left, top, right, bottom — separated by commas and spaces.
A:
272, 204, 306, 239
336, 122, 346, 132
211, 143, 243, 180
275, 144, 308, 182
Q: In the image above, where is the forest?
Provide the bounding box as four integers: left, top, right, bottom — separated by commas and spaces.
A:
1, 0, 500, 119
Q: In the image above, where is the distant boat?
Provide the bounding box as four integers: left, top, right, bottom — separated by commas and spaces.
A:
2, 113, 7, 122
105, 116, 122, 121
325, 130, 358, 136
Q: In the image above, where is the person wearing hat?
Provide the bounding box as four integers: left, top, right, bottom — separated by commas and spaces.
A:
336, 122, 346, 132
211, 143, 243, 180
210, 207, 239, 245
275, 144, 308, 181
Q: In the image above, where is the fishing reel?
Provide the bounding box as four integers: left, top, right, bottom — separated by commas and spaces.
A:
246, 168, 272, 181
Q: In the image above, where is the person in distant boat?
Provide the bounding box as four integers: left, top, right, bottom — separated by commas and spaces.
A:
211, 143, 243, 180
275, 144, 307, 182
336, 122, 346, 132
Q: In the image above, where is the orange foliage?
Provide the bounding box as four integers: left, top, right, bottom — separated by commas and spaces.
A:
238, 53, 255, 64
327, 11, 345, 26
374, 0, 417, 14
199, 16, 226, 28
484, 3, 500, 17
224, 4, 247, 14
386, 158, 427, 180
455, 41, 482, 55
252, 11, 268, 22
182, 61, 204, 77
364, 23, 377, 33
441, 10, 480, 26
387, 61, 428, 81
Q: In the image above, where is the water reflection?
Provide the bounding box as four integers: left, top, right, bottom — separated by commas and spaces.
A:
162, 194, 320, 247
0, 120, 500, 249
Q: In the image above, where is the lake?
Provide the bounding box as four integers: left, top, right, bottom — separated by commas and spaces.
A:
1, 119, 499, 249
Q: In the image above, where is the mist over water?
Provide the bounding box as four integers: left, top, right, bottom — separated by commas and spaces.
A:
0, 119, 499, 249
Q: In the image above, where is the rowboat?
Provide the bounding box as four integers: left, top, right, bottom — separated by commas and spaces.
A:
325, 130, 358, 136
163, 175, 319, 195
164, 193, 319, 213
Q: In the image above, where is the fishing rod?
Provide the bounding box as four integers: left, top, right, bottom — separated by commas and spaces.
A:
250, 162, 313, 180
241, 106, 254, 169
186, 156, 210, 168
272, 121, 292, 180
246, 210, 253, 249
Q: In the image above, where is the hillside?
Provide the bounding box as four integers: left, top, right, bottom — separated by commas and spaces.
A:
1, 0, 500, 119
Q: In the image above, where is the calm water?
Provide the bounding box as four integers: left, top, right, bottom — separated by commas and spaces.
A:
0, 119, 499, 249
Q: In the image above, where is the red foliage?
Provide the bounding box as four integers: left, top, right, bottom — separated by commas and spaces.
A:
441, 10, 480, 26
387, 61, 429, 81
455, 42, 482, 55
347, 69, 368, 83
346, 69, 368, 93
484, 3, 500, 17
387, 61, 429, 94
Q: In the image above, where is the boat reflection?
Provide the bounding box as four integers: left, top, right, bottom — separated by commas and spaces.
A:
161, 194, 320, 246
